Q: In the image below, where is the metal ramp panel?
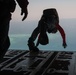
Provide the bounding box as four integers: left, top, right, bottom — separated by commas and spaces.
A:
0, 50, 75, 75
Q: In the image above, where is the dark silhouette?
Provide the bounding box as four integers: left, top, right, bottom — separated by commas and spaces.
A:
28, 8, 67, 52
0, 0, 29, 61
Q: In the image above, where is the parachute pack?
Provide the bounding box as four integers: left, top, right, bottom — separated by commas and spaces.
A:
43, 8, 59, 17
36, 8, 59, 46
42, 8, 59, 33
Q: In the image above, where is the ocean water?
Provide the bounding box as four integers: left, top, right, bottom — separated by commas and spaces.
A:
9, 19, 76, 51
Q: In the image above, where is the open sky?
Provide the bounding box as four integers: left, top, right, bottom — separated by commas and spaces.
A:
10, 0, 76, 34
12, 0, 76, 22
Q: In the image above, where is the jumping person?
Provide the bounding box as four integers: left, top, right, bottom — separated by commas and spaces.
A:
28, 8, 67, 52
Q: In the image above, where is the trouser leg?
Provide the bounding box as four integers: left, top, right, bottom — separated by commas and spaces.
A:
0, 18, 10, 60
28, 27, 39, 51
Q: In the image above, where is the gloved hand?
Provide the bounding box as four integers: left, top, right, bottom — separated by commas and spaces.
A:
21, 8, 28, 21
62, 42, 67, 48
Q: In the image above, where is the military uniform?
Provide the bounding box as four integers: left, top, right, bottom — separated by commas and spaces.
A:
28, 8, 67, 52
0, 0, 29, 60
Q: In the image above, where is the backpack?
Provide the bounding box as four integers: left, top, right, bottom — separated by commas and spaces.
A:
42, 8, 59, 33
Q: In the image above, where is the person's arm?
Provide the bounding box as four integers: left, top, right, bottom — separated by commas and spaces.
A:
56, 24, 67, 48
16, 0, 29, 21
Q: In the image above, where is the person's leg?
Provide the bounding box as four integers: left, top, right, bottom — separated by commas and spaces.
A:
0, 18, 10, 61
0, 36, 10, 59
28, 27, 39, 52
